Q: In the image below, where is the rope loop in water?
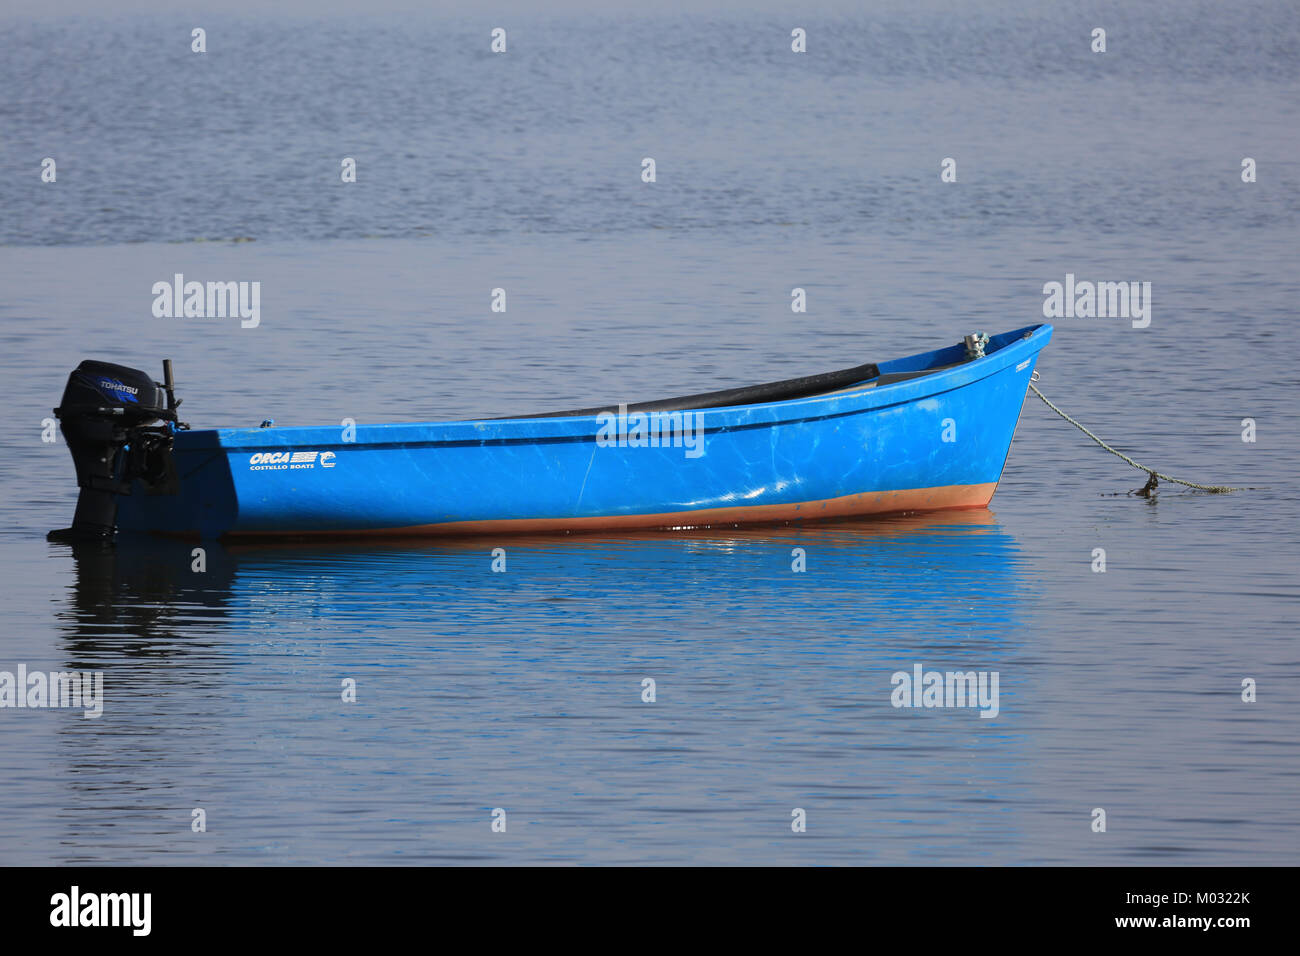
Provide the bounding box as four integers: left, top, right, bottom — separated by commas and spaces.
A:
1027, 382, 1248, 495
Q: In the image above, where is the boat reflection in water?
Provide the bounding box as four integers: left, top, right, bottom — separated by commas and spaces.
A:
55, 507, 1036, 725
58, 509, 1031, 653
49, 510, 1038, 865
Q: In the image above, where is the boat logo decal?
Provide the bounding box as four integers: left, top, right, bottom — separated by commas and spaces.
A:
1015, 359, 1031, 372
249, 450, 336, 471
97, 378, 139, 403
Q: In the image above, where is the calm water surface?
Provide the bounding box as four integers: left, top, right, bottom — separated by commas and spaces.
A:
0, 4, 1297, 864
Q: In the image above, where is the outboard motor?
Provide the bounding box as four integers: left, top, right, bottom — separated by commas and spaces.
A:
48, 360, 182, 541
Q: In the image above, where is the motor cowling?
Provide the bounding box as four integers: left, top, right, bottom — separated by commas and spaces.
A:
49, 360, 180, 541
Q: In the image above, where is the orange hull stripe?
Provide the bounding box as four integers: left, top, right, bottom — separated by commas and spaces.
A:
224, 482, 999, 540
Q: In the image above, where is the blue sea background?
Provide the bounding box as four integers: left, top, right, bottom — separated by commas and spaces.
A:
0, 1, 1297, 864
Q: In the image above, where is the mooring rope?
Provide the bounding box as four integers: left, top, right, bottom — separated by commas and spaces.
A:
1027, 382, 1247, 494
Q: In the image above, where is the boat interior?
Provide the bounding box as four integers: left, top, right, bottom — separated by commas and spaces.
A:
513, 341, 982, 420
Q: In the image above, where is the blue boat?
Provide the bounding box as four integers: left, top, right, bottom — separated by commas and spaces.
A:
48, 324, 1052, 541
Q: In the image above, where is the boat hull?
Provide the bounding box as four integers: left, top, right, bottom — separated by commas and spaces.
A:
114, 325, 1052, 540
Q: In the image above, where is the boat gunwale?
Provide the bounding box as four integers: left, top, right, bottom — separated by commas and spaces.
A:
175, 324, 1052, 452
